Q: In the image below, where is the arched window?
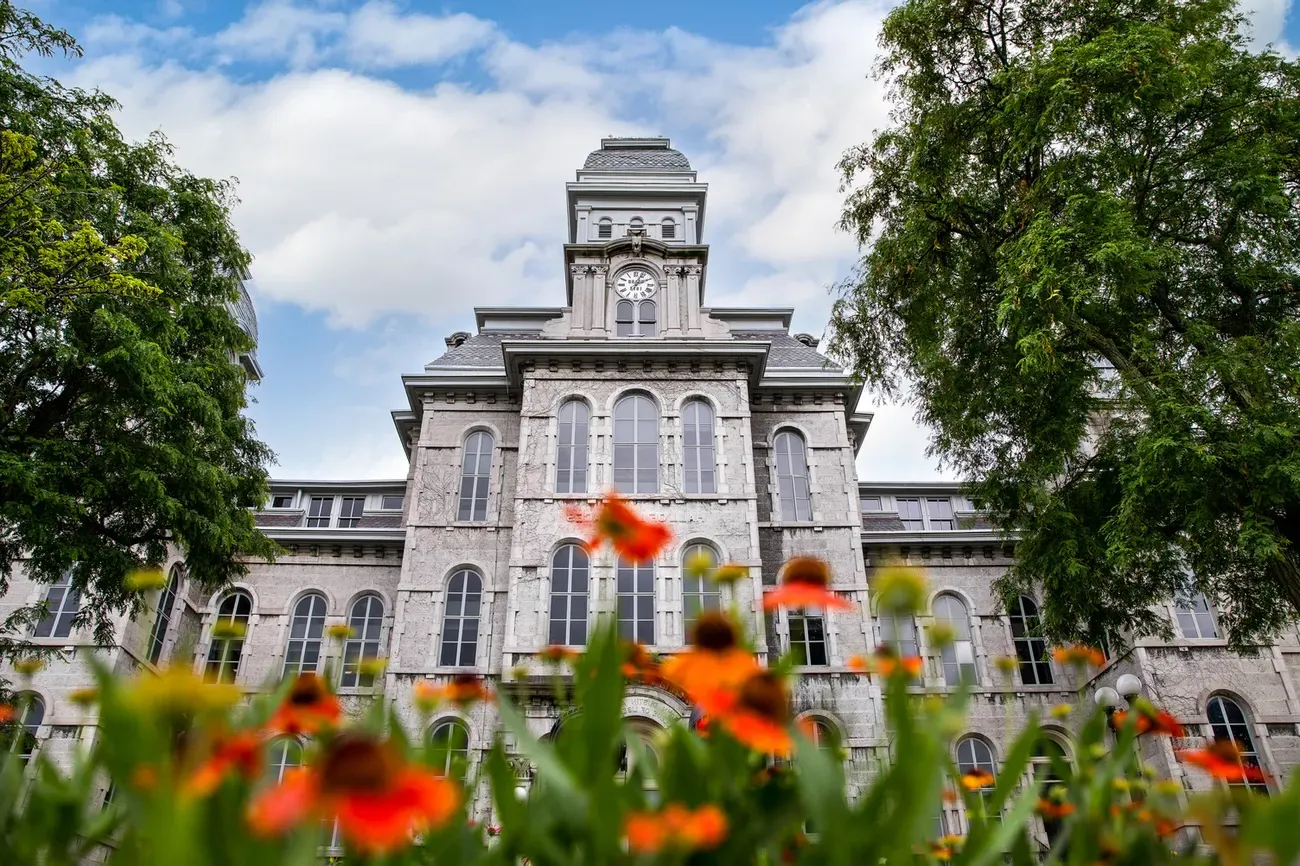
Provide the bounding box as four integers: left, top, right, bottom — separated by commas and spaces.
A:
1010, 596, 1053, 685
880, 612, 920, 681
283, 593, 327, 678
556, 400, 590, 494
1174, 590, 1219, 639
682, 399, 716, 494
267, 737, 302, 782
549, 545, 589, 646
33, 569, 80, 639
340, 595, 384, 688
661, 218, 676, 240
956, 736, 997, 815
617, 555, 656, 644
1032, 736, 1068, 846
205, 591, 252, 683
934, 594, 977, 686
629, 217, 644, 232
788, 609, 828, 666
616, 300, 657, 337
682, 543, 721, 634
429, 719, 470, 780
597, 217, 613, 239
14, 695, 43, 764
774, 431, 812, 521
457, 431, 493, 522
147, 565, 182, 665
618, 721, 661, 805
440, 570, 482, 667
1207, 695, 1268, 793
803, 717, 837, 750
613, 395, 658, 494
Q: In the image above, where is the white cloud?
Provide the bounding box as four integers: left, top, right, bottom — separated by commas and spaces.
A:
346, 2, 496, 68
1238, 0, 1293, 47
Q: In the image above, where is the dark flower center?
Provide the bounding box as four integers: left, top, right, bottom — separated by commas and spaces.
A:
691, 612, 738, 652
782, 557, 830, 588
321, 736, 398, 794
738, 672, 790, 723
288, 674, 325, 706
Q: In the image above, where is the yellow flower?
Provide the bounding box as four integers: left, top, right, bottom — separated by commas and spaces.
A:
127, 667, 239, 716
13, 657, 44, 676
684, 551, 715, 579
326, 624, 355, 641
1111, 778, 1130, 792
211, 620, 247, 640
1049, 704, 1072, 719
358, 657, 388, 678
993, 655, 1018, 676
69, 688, 99, 707
926, 621, 955, 648
125, 566, 168, 592
1152, 780, 1182, 797
871, 565, 928, 615
711, 564, 749, 584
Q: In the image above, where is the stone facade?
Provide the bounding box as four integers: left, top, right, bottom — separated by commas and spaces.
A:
4, 138, 1300, 842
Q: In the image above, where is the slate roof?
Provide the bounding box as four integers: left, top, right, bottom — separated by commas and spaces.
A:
427, 330, 839, 371
582, 146, 692, 172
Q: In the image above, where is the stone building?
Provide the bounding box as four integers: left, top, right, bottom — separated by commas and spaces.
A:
4, 138, 1300, 845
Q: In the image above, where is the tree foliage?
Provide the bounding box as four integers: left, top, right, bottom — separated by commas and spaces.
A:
0, 2, 277, 651
830, 0, 1300, 646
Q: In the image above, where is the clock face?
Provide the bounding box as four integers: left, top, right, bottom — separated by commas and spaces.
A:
615, 269, 656, 300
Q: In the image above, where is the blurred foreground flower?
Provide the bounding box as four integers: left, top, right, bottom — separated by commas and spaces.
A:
125, 566, 167, 591
186, 730, 263, 796
0, 704, 13, 723
712, 563, 749, 584
1177, 739, 1268, 785
129, 667, 239, 716
872, 565, 928, 614
624, 803, 727, 853
1113, 700, 1184, 737
13, 657, 43, 676
661, 612, 758, 706
538, 645, 579, 665
267, 673, 342, 735
565, 493, 672, 563
961, 769, 994, 791
847, 650, 923, 679
763, 557, 852, 611
414, 674, 493, 710
1052, 645, 1106, 668
248, 734, 460, 854
701, 670, 793, 755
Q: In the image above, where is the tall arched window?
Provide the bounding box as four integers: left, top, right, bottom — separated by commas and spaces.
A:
1010, 596, 1053, 685
1174, 591, 1219, 639
660, 218, 676, 240
340, 595, 384, 687
934, 594, 977, 686
267, 737, 303, 782
429, 719, 470, 780
457, 431, 493, 521
682, 399, 716, 494
205, 590, 252, 683
803, 718, 837, 750
956, 736, 997, 815
556, 400, 590, 494
613, 395, 658, 494
15, 695, 43, 764
880, 612, 920, 681
773, 431, 812, 521
682, 543, 721, 634
617, 555, 656, 644
1207, 695, 1268, 793
147, 565, 182, 665
440, 570, 482, 667
1032, 736, 1068, 845
32, 569, 80, 639
615, 300, 657, 337
283, 593, 327, 678
549, 545, 589, 646
596, 217, 612, 239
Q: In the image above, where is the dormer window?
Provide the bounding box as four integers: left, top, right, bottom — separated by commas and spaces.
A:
615, 300, 656, 337
597, 218, 612, 239
661, 218, 676, 240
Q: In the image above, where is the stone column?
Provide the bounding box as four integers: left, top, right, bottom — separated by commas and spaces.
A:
592, 265, 609, 334
684, 266, 703, 335
569, 265, 589, 332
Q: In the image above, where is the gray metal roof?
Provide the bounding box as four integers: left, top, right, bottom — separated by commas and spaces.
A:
427, 330, 837, 370
583, 146, 692, 172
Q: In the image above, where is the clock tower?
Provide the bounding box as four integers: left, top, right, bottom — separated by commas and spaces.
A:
549, 137, 725, 340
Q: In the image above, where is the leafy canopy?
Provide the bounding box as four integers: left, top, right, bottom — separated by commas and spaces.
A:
0, 2, 277, 651
830, 0, 1300, 646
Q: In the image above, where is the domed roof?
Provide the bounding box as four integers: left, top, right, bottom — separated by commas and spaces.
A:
582, 137, 692, 172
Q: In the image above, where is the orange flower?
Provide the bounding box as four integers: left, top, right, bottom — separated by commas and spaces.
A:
1036, 799, 1075, 819
1112, 705, 1184, 737
566, 494, 672, 564
661, 612, 759, 706
846, 650, 922, 678
538, 645, 579, 665
1052, 645, 1106, 668
704, 671, 792, 755
267, 673, 342, 736
763, 557, 853, 611
0, 704, 13, 724
186, 730, 263, 797
621, 642, 669, 688
415, 674, 493, 709
624, 803, 727, 853
248, 734, 460, 854
960, 769, 994, 790
1177, 740, 1268, 785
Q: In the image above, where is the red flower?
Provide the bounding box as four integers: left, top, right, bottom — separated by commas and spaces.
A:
414, 674, 493, 710
1036, 799, 1075, 819
762, 557, 853, 611
702, 670, 793, 756
1052, 645, 1107, 668
248, 735, 460, 853
1112, 704, 1184, 737
0, 704, 13, 724
186, 730, 264, 796
1177, 739, 1268, 785
625, 804, 727, 853
960, 769, 995, 791
267, 673, 342, 736
661, 612, 759, 707
538, 645, 579, 664
566, 494, 672, 564
846, 650, 922, 678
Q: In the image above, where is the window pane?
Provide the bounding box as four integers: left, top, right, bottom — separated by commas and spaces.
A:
440, 570, 481, 667
550, 546, 589, 646
774, 432, 811, 521
283, 595, 327, 678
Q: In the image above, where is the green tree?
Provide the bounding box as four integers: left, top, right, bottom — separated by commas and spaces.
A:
0, 2, 277, 653
830, 0, 1300, 646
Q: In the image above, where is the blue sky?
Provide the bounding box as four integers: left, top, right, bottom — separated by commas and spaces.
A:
30, 0, 1300, 481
